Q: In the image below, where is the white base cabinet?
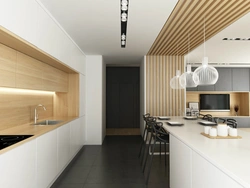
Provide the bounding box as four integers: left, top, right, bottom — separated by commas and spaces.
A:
192, 151, 243, 188
57, 123, 71, 173
36, 130, 57, 188
70, 118, 83, 158
0, 139, 36, 188
170, 134, 244, 188
170, 135, 192, 188
0, 118, 84, 188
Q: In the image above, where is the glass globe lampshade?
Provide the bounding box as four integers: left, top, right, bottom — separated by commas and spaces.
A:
193, 57, 219, 85
179, 65, 199, 88
170, 70, 185, 89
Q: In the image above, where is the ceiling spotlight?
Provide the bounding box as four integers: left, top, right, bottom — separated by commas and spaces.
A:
121, 0, 129, 48
121, 12, 127, 22
121, 0, 128, 5
121, 33, 126, 40
121, 5, 128, 11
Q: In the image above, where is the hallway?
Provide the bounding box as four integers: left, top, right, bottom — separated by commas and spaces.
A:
51, 136, 169, 188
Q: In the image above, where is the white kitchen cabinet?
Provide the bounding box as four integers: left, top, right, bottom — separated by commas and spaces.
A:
69, 45, 86, 74
36, 5, 59, 59
192, 151, 243, 188
57, 123, 70, 174
70, 118, 83, 158
0, 139, 36, 188
36, 130, 57, 188
80, 74, 86, 116
0, 0, 38, 45
80, 116, 86, 145
170, 135, 192, 188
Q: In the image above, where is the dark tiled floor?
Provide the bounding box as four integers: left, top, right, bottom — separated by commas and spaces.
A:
51, 136, 169, 188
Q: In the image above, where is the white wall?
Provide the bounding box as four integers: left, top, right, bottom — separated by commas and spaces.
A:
102, 58, 106, 142
140, 57, 146, 135
85, 55, 104, 145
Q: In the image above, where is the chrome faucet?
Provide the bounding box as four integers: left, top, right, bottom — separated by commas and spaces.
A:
34, 104, 46, 124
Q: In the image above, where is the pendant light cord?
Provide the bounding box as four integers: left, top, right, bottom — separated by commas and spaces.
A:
203, 17, 206, 57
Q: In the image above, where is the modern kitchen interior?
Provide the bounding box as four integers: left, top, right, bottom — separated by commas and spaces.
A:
1, 0, 250, 188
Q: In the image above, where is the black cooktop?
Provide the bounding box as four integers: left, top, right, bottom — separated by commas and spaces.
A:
0, 135, 33, 150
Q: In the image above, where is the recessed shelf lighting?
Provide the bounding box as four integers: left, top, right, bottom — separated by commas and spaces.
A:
0, 87, 55, 95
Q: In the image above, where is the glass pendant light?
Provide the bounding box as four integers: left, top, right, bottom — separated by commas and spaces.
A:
193, 57, 218, 85
193, 19, 218, 85
179, 34, 199, 88
180, 65, 199, 88
170, 70, 185, 89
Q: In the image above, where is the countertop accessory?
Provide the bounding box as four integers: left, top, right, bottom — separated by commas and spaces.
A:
201, 132, 241, 139
158, 116, 170, 120
217, 123, 228, 136
204, 126, 211, 134
209, 128, 217, 137
166, 122, 184, 126
184, 116, 197, 120
199, 121, 217, 126
229, 128, 238, 137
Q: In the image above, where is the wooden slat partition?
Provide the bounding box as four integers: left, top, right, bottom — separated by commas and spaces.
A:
148, 0, 250, 56
146, 55, 185, 116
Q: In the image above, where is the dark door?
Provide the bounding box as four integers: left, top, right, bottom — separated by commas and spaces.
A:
106, 67, 140, 128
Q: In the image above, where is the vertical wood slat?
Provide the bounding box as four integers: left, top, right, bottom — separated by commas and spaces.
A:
145, 55, 184, 116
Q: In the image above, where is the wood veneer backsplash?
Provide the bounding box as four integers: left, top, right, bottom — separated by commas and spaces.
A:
0, 90, 53, 131
0, 43, 68, 131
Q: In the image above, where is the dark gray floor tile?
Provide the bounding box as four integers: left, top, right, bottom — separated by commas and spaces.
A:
51, 183, 84, 188
51, 136, 170, 188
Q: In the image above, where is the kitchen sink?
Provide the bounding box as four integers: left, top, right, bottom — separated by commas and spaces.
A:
32, 120, 63, 125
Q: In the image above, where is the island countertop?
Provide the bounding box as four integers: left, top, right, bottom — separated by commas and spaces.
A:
160, 116, 250, 188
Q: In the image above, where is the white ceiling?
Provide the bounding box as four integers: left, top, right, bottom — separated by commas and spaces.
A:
39, 0, 250, 66
39, 0, 178, 65
189, 12, 250, 65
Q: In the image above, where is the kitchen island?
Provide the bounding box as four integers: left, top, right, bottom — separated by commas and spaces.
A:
160, 116, 250, 188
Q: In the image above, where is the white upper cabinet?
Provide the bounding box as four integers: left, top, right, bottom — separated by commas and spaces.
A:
0, 0, 86, 75
36, 5, 60, 59
69, 45, 86, 73
0, 0, 38, 45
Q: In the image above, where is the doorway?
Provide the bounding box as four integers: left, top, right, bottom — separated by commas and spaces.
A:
106, 67, 140, 135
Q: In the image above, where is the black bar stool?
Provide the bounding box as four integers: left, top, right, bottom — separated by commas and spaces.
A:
143, 121, 169, 185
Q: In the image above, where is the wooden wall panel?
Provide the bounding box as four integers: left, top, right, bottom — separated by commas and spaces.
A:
146, 55, 185, 116
0, 89, 53, 131
0, 44, 16, 87
16, 52, 44, 90
0, 44, 68, 92
53, 73, 79, 117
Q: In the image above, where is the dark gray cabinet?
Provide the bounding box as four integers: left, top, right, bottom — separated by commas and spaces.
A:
186, 68, 250, 92
215, 68, 232, 91
232, 68, 249, 91
197, 85, 215, 91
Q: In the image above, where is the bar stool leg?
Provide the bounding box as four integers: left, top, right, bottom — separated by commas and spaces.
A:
138, 126, 147, 158
146, 139, 156, 185
142, 132, 153, 173
140, 130, 149, 165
